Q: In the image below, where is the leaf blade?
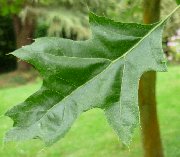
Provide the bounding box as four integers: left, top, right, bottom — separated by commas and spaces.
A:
5, 10, 174, 146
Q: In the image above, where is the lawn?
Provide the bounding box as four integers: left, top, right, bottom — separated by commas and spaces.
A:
0, 66, 179, 157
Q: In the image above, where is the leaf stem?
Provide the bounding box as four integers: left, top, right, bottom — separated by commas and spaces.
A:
163, 5, 180, 22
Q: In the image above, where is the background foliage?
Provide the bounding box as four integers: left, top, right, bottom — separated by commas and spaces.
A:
0, 16, 16, 73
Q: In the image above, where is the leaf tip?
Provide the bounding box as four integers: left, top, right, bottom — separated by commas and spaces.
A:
89, 12, 98, 23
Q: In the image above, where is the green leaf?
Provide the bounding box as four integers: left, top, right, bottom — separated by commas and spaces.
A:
176, 0, 180, 5
5, 7, 179, 146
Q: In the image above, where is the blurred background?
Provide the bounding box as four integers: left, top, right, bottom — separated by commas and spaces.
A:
0, 0, 179, 157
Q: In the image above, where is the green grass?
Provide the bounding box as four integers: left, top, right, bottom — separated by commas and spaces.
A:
0, 65, 179, 157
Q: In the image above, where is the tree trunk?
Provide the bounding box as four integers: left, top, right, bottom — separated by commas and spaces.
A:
138, 0, 164, 157
13, 10, 36, 71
